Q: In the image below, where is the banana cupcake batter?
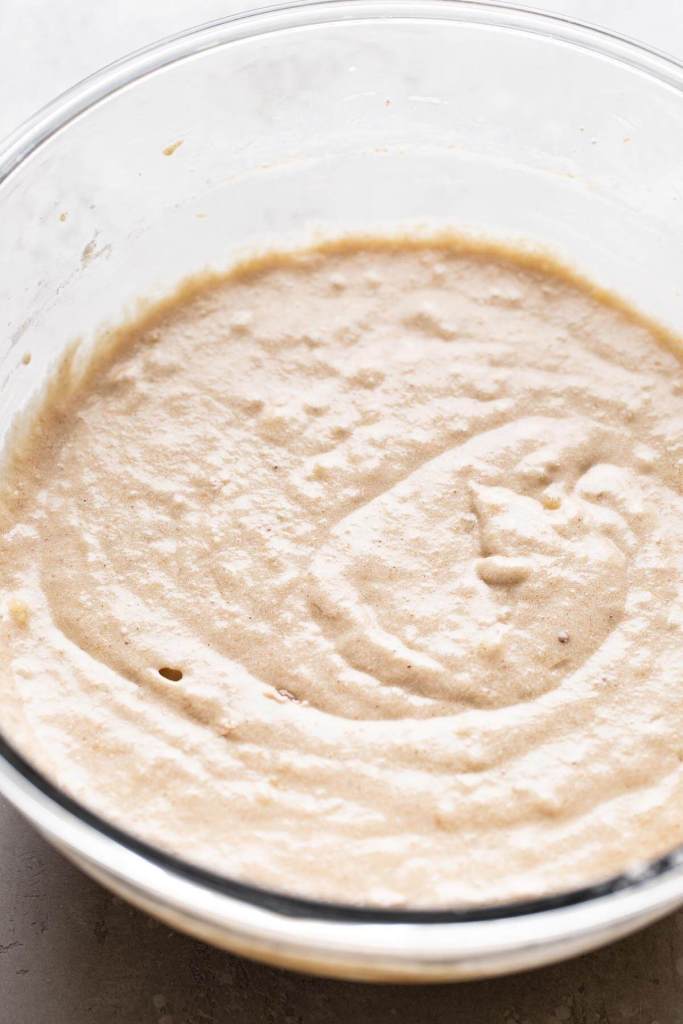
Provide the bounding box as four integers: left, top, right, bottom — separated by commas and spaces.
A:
2, 236, 683, 907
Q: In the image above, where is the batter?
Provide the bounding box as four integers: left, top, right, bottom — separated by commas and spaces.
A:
2, 236, 683, 907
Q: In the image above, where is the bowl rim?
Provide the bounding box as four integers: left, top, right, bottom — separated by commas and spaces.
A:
2, 0, 683, 944
1, 0, 682, 178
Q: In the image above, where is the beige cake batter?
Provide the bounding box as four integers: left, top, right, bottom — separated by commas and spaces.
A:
2, 236, 683, 907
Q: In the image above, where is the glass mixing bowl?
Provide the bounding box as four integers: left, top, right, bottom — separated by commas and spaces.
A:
1, 0, 683, 982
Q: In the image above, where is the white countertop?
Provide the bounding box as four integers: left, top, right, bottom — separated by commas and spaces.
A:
2, 0, 682, 143
2, 4, 683, 1023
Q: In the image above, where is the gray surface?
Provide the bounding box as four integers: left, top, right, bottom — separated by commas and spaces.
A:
3, 3, 683, 1022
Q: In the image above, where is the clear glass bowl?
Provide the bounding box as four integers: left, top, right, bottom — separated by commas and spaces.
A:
1, 0, 683, 982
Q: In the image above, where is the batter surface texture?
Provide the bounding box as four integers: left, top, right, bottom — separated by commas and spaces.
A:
2, 237, 683, 907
